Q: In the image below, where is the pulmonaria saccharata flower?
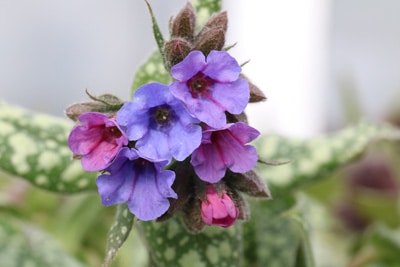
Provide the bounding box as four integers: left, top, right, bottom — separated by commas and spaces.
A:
68, 112, 128, 171
170, 50, 249, 128
117, 82, 202, 161
96, 147, 177, 221
200, 184, 239, 227
191, 122, 260, 183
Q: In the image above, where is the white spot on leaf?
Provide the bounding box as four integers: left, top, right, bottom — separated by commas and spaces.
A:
35, 175, 49, 185
9, 133, 38, 174
37, 151, 61, 170
61, 161, 84, 182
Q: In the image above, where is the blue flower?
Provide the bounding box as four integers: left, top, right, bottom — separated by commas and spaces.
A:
96, 147, 177, 221
117, 82, 202, 161
170, 50, 249, 128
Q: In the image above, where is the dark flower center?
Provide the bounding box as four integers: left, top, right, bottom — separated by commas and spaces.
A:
187, 72, 214, 96
153, 105, 173, 125
134, 158, 151, 168
104, 126, 123, 139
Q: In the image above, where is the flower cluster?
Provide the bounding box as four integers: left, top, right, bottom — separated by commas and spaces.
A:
66, 3, 269, 231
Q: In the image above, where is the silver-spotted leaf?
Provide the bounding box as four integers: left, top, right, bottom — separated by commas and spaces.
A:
242, 196, 301, 267
0, 215, 88, 267
138, 218, 242, 267
102, 204, 135, 267
256, 122, 400, 196
0, 102, 97, 193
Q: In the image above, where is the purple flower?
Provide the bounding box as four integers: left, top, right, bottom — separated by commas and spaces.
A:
117, 82, 202, 161
201, 184, 239, 227
191, 122, 260, 183
170, 50, 249, 128
96, 147, 177, 221
68, 112, 128, 172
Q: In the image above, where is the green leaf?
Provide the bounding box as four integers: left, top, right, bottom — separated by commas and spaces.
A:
0, 101, 97, 193
243, 122, 399, 267
102, 204, 135, 267
286, 210, 315, 267
256, 122, 400, 196
193, 0, 222, 26
0, 214, 88, 267
138, 218, 242, 267
131, 51, 171, 96
243, 196, 301, 267
349, 225, 400, 267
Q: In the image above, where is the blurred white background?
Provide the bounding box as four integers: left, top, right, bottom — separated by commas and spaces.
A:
1, 0, 399, 137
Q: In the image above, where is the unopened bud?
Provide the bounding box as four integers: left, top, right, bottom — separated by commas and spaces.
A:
170, 2, 196, 42
197, 11, 228, 38
65, 93, 123, 121
193, 27, 225, 56
163, 38, 192, 69
200, 184, 239, 227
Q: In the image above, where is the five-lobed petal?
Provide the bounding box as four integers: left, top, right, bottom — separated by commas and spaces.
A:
117, 82, 202, 161
191, 122, 260, 183
96, 147, 177, 221
68, 49, 263, 227
170, 50, 250, 128
68, 112, 128, 172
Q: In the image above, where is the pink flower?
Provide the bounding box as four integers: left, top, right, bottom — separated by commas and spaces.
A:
68, 112, 128, 171
191, 122, 260, 183
200, 185, 239, 227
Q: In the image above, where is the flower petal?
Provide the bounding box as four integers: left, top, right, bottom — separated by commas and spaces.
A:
211, 78, 249, 115
191, 143, 227, 183
134, 83, 171, 108
96, 148, 177, 221
135, 129, 170, 160
96, 149, 140, 206
69, 112, 127, 171
68, 125, 103, 155
203, 50, 242, 82
171, 50, 206, 81
127, 165, 176, 221
191, 123, 260, 182
117, 102, 149, 141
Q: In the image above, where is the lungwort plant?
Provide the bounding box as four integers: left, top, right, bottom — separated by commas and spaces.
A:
1, 1, 400, 267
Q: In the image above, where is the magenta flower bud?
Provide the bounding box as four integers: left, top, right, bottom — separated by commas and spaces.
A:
200, 185, 239, 227
68, 112, 128, 171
